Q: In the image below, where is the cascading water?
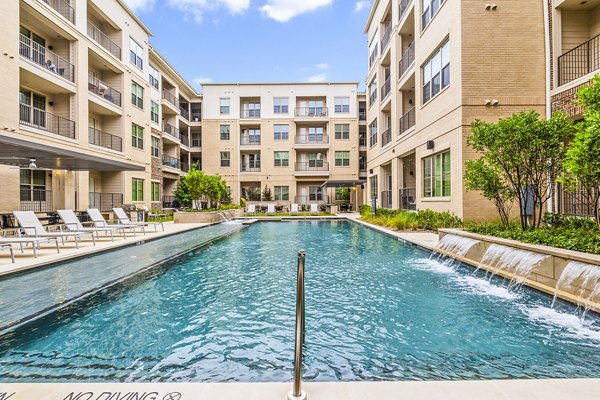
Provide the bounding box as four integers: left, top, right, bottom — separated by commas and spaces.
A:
553, 261, 600, 314
480, 244, 549, 289
437, 234, 482, 257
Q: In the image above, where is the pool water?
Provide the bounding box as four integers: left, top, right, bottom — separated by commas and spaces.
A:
1, 221, 600, 382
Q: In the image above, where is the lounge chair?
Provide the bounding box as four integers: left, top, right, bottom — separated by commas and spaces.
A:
310, 204, 319, 216
267, 204, 276, 216
246, 204, 256, 216
0, 243, 14, 263
0, 236, 60, 259
57, 209, 117, 242
86, 209, 140, 236
113, 207, 164, 232
13, 211, 84, 248
290, 204, 299, 216
142, 206, 166, 220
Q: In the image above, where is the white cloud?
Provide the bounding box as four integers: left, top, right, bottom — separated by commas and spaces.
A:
316, 63, 330, 70
167, 0, 250, 23
194, 77, 214, 85
260, 0, 332, 23
306, 73, 327, 83
354, 0, 371, 12
124, 0, 156, 12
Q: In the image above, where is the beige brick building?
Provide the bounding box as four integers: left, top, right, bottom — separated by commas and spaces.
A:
364, 0, 547, 221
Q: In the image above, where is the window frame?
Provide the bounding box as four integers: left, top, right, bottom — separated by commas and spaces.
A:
132, 123, 144, 150
274, 124, 289, 140
129, 38, 144, 70
423, 149, 451, 198
150, 101, 159, 123
274, 186, 289, 201
335, 151, 350, 167
131, 81, 144, 109
334, 97, 350, 113
149, 65, 159, 89
220, 98, 230, 115
220, 151, 230, 167
422, 40, 450, 105
220, 124, 230, 141
369, 120, 378, 147
273, 97, 289, 114
274, 151, 289, 167
151, 181, 160, 202
132, 178, 144, 202
151, 136, 160, 158
334, 124, 350, 140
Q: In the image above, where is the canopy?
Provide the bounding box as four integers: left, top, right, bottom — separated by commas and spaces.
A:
320, 180, 366, 188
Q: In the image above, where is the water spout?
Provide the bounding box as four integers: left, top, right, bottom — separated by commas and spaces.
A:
553, 261, 600, 316
480, 244, 549, 289
438, 234, 481, 257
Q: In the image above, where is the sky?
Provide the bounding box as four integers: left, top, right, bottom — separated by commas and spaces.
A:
123, 0, 373, 92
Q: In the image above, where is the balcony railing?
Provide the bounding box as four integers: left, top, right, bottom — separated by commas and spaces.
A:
20, 189, 53, 212
162, 155, 180, 169
162, 89, 179, 108
381, 77, 391, 100
359, 158, 367, 171
295, 134, 329, 145
89, 192, 123, 212
179, 134, 189, 147
88, 127, 122, 152
381, 190, 392, 209
295, 107, 328, 117
181, 162, 190, 173
191, 111, 202, 122
241, 109, 261, 118
359, 111, 367, 121
179, 107, 190, 120
399, 42, 415, 79
19, 104, 75, 139
295, 195, 329, 205
87, 22, 121, 60
556, 182, 598, 217
400, 187, 416, 211
359, 134, 367, 147
19, 34, 74, 82
241, 135, 261, 145
43, 0, 75, 24
162, 122, 178, 139
399, 0, 412, 20
381, 23, 392, 51
241, 163, 261, 172
369, 90, 377, 105
369, 44, 379, 68
558, 34, 600, 86
88, 74, 121, 107
381, 127, 392, 146
295, 161, 329, 172
399, 107, 416, 135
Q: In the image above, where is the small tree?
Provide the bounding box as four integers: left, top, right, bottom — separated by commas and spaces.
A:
173, 175, 192, 208
262, 185, 272, 201
185, 167, 207, 209
222, 186, 233, 205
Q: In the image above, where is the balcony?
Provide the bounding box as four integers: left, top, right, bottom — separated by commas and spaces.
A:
381, 77, 391, 101
241, 109, 261, 118
399, 187, 416, 211
558, 34, 600, 86
19, 103, 75, 139
241, 163, 261, 173
381, 190, 392, 209
295, 134, 329, 145
399, 107, 416, 135
181, 162, 189, 173
191, 110, 202, 122
20, 188, 53, 213
359, 111, 367, 121
295, 161, 329, 173
89, 192, 123, 212
162, 89, 179, 108
162, 155, 180, 170
19, 34, 74, 82
162, 122, 178, 139
88, 75, 121, 107
295, 107, 328, 118
179, 134, 189, 147
381, 23, 392, 52
369, 90, 377, 105
42, 0, 75, 24
88, 127, 122, 152
87, 22, 121, 60
240, 135, 261, 146
399, 42, 415, 79
359, 134, 367, 147
399, 0, 412, 21
179, 107, 189, 120
381, 127, 392, 147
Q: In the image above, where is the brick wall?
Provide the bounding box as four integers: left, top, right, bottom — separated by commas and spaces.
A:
551, 80, 592, 118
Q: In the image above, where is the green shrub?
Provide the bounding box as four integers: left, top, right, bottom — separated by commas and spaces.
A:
360, 208, 462, 231
543, 212, 596, 230
415, 209, 463, 231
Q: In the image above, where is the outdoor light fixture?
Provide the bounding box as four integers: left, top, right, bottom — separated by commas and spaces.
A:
426, 140, 435, 150
28, 158, 37, 169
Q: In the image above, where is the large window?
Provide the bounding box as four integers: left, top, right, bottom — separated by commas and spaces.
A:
334, 97, 350, 113
422, 0, 445, 30
132, 178, 144, 201
151, 101, 159, 123
274, 186, 289, 201
130, 38, 143, 70
220, 152, 230, 167
422, 41, 450, 104
220, 125, 230, 140
423, 150, 451, 197
132, 123, 144, 149
274, 124, 289, 140
274, 97, 289, 114
151, 182, 160, 202
20, 169, 46, 201
220, 98, 230, 114
274, 151, 289, 167
335, 124, 350, 140
149, 65, 159, 89
131, 81, 144, 109
335, 151, 350, 167
369, 120, 378, 147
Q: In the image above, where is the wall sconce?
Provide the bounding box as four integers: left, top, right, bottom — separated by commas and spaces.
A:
485, 99, 491, 106
48, 101, 54, 106
409, 171, 414, 176
426, 140, 434, 150
491, 99, 499, 106
408, 99, 413, 105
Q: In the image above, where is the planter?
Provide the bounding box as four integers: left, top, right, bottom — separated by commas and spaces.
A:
173, 209, 244, 224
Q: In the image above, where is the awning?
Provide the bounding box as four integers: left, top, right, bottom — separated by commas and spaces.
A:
320, 179, 366, 188
0, 134, 146, 171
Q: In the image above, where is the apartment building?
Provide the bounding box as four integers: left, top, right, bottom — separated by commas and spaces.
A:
364, 0, 547, 221
201, 83, 366, 209
547, 0, 600, 217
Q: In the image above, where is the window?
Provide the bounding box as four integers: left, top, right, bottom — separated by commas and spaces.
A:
149, 65, 159, 89
422, 0, 445, 30
334, 97, 350, 113
220, 98, 230, 114
370, 175, 378, 199
220, 125, 230, 140
369, 33, 379, 67
422, 40, 450, 104
274, 151, 289, 167
274, 186, 289, 201
274, 97, 289, 114
369, 120, 378, 147
242, 102, 261, 118
274, 124, 289, 140
335, 124, 350, 140
335, 151, 350, 167
130, 38, 143, 70
423, 150, 451, 197
151, 101, 159, 123
20, 169, 46, 202
298, 127, 324, 143
151, 136, 160, 158
369, 79, 377, 105
132, 123, 144, 149
220, 152, 230, 167
192, 133, 201, 147
132, 178, 144, 201
151, 182, 160, 202
242, 128, 261, 144
309, 186, 323, 201
131, 81, 144, 109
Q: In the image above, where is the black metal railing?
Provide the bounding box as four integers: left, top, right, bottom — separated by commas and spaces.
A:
558, 34, 600, 86
162, 122, 178, 138
20, 188, 53, 212
89, 192, 123, 211
400, 187, 416, 210
369, 89, 377, 105
399, 0, 412, 20
240, 135, 261, 145
163, 196, 177, 208
88, 127, 122, 151
19, 34, 74, 82
179, 107, 190, 120
162, 89, 179, 108
87, 21, 121, 59
179, 134, 189, 147
295, 107, 328, 117
381, 77, 391, 100
381, 190, 392, 209
241, 163, 261, 172
241, 109, 261, 118
295, 161, 329, 172
369, 44, 379, 68
381, 23, 392, 51
19, 104, 75, 139
359, 111, 367, 121
399, 107, 416, 135
88, 74, 121, 107
295, 134, 329, 144
399, 42, 415, 79
359, 134, 367, 146
381, 127, 392, 146
557, 183, 598, 217
162, 155, 180, 169
43, 0, 75, 23
295, 195, 329, 205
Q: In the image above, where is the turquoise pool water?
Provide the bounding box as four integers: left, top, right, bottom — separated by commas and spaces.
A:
1, 220, 600, 382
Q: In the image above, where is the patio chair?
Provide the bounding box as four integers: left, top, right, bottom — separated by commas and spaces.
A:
13, 211, 84, 248
113, 207, 164, 232
0, 236, 60, 259
57, 209, 118, 242
0, 243, 14, 263
310, 204, 319, 216
267, 204, 276, 216
142, 206, 166, 220
246, 204, 256, 216
290, 204, 299, 216
86, 209, 140, 236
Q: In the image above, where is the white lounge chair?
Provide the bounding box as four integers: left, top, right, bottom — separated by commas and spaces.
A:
267, 204, 276, 215
86, 209, 140, 236
0, 236, 60, 259
13, 211, 84, 248
310, 204, 319, 216
0, 243, 13, 263
113, 207, 164, 232
142, 206, 166, 220
290, 204, 299, 216
247, 204, 256, 216
57, 209, 117, 242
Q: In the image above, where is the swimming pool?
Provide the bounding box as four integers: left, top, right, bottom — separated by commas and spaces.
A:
1, 220, 600, 382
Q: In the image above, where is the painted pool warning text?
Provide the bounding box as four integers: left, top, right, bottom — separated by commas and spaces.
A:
62, 392, 177, 400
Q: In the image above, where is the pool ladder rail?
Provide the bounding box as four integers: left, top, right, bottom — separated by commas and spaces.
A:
287, 251, 307, 400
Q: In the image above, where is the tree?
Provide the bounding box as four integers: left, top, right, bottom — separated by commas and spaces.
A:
464, 159, 515, 226
262, 185, 272, 201
173, 175, 192, 208
564, 75, 600, 229
469, 111, 574, 229
185, 167, 207, 209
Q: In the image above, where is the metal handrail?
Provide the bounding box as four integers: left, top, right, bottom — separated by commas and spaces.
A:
558, 33, 600, 86
399, 42, 415, 79
88, 74, 122, 106
87, 21, 121, 59
288, 251, 307, 400
43, 0, 75, 23
19, 34, 74, 82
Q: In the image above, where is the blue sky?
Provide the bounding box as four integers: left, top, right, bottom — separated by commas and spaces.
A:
124, 0, 372, 91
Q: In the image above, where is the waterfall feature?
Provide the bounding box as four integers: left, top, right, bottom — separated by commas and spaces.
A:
438, 234, 482, 257
554, 261, 600, 311
480, 244, 549, 287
